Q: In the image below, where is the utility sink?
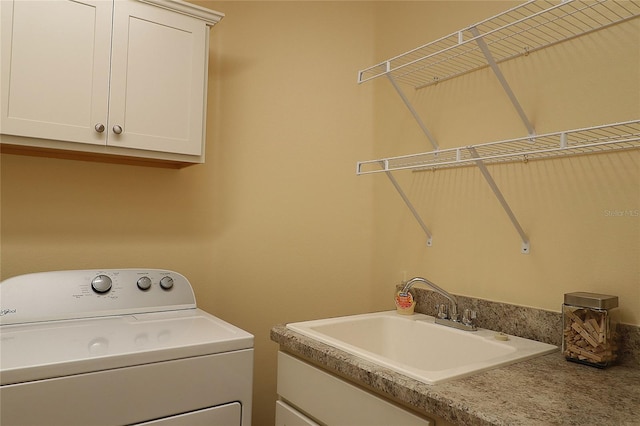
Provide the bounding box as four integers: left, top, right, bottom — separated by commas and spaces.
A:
286, 310, 557, 384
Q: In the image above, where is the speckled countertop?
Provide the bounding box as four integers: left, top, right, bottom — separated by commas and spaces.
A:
271, 323, 640, 425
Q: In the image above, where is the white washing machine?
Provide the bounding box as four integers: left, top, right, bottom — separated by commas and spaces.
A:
0, 269, 253, 426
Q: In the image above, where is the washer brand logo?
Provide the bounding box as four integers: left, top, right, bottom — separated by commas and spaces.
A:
0, 308, 17, 316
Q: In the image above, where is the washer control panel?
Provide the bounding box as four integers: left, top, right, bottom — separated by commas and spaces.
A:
0, 269, 196, 325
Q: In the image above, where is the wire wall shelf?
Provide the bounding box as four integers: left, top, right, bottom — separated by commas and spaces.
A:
358, 0, 640, 88
357, 120, 640, 174
355, 0, 639, 253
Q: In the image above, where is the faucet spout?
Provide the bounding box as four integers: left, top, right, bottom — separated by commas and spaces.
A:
401, 277, 459, 321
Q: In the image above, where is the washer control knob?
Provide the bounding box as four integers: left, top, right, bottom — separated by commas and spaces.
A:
91, 275, 112, 293
159, 276, 174, 290
137, 276, 152, 291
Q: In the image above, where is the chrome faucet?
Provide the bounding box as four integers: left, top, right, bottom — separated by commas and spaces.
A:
401, 277, 476, 331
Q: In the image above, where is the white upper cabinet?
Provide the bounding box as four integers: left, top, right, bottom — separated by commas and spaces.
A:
0, 0, 223, 165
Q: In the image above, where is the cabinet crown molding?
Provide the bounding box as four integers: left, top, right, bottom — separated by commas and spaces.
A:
137, 0, 224, 26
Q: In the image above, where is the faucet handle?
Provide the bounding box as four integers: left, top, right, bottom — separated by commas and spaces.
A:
462, 308, 477, 326
436, 303, 448, 319
449, 304, 459, 322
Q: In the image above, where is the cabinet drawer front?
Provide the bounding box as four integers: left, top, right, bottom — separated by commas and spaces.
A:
277, 351, 433, 426
275, 401, 320, 426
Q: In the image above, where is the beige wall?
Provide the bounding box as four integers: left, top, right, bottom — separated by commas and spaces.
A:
1, 2, 638, 425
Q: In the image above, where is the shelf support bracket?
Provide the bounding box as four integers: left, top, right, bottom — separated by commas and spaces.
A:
386, 73, 440, 151
468, 147, 530, 254
384, 169, 433, 247
469, 26, 535, 138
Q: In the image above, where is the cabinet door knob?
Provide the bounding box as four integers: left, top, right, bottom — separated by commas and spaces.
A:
95, 123, 105, 133
112, 125, 123, 135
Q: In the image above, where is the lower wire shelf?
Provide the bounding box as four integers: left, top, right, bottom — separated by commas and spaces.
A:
357, 119, 640, 175
357, 119, 640, 254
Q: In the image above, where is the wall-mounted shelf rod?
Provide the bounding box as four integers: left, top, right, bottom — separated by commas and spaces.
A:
469, 26, 535, 137
386, 74, 439, 151
468, 146, 530, 254
383, 168, 433, 247
357, 120, 640, 175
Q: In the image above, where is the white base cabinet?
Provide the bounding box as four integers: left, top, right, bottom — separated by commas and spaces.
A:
276, 351, 435, 426
0, 0, 223, 165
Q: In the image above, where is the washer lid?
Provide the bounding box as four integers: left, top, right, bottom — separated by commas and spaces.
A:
0, 309, 254, 385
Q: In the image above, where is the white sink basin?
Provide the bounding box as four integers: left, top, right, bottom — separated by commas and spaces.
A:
287, 310, 557, 384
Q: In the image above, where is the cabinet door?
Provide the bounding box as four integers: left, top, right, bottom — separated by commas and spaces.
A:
136, 402, 241, 425
277, 352, 434, 426
0, 0, 111, 145
108, 0, 208, 156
